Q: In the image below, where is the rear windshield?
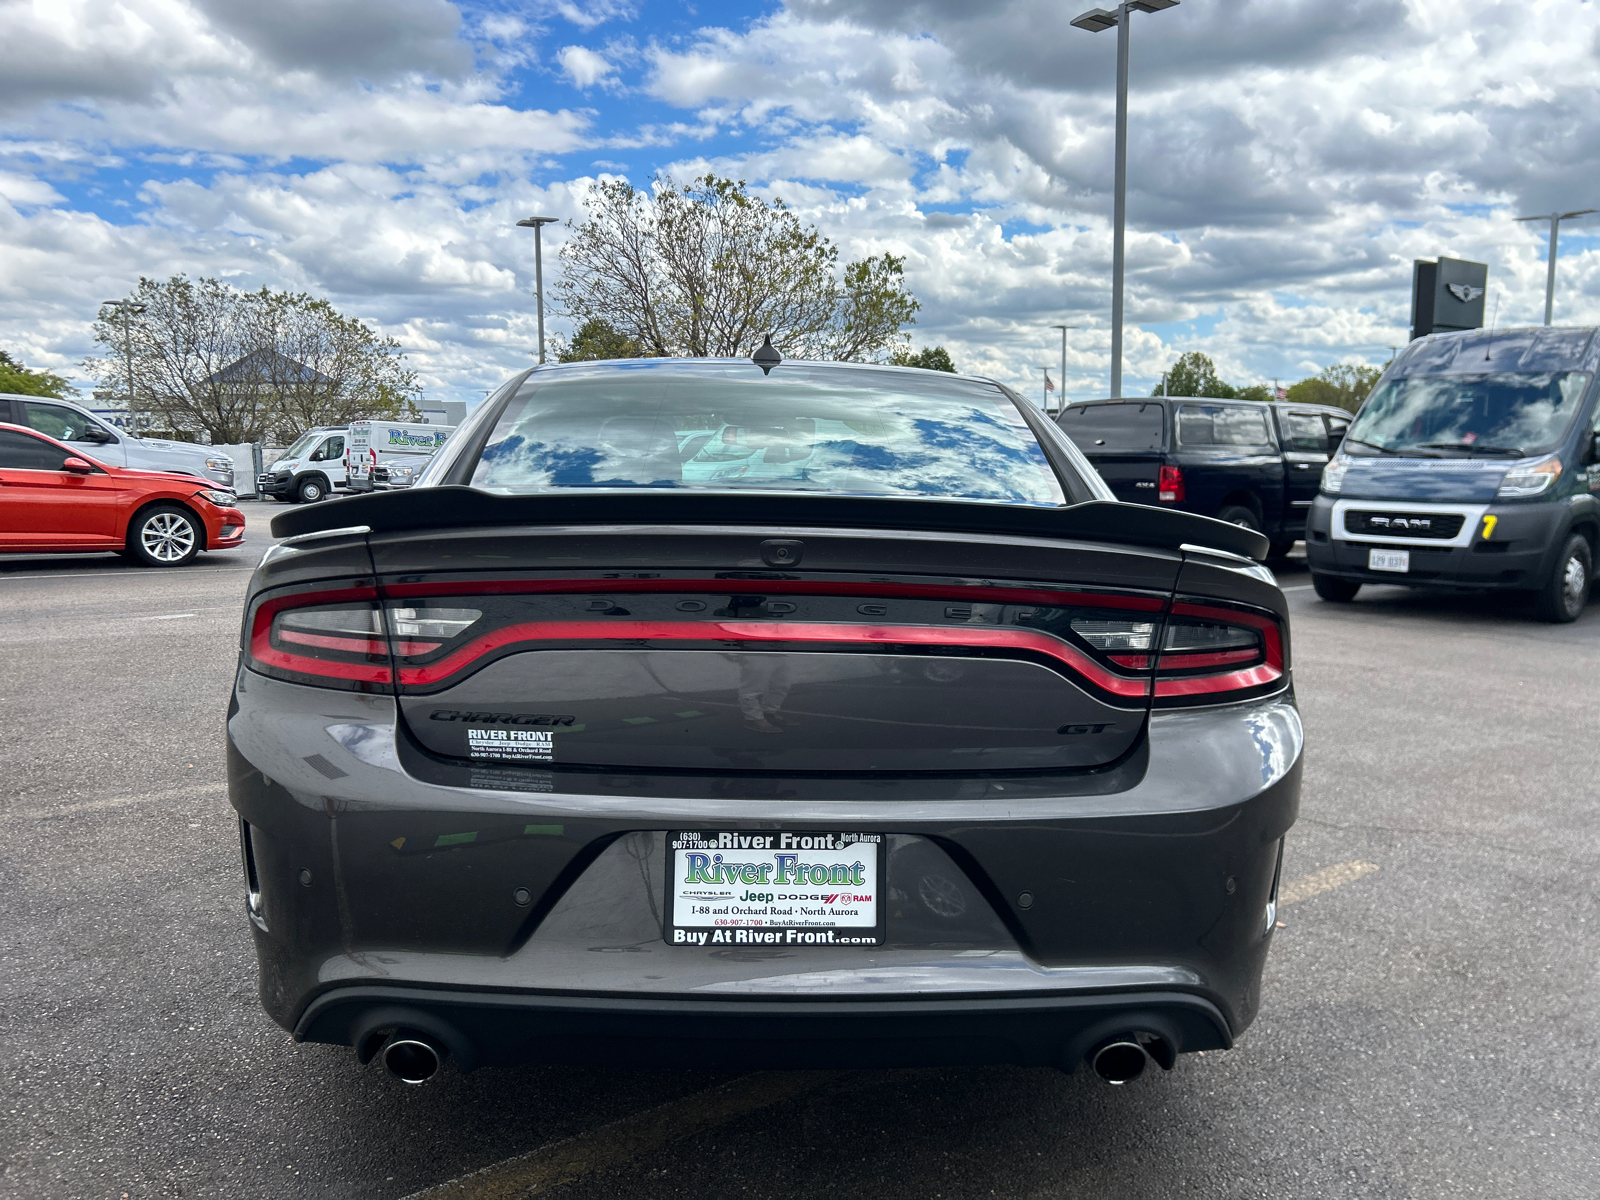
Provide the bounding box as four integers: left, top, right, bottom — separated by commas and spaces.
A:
468, 364, 1067, 506
1345, 371, 1591, 458
1057, 402, 1163, 452
1176, 404, 1274, 449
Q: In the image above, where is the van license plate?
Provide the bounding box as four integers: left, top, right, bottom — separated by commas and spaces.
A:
1369, 548, 1410, 573
664, 831, 885, 947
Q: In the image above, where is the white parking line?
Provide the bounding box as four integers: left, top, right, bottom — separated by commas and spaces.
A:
136, 612, 199, 621
0, 567, 257, 581
5, 783, 225, 820
1279, 584, 1314, 592
406, 1071, 853, 1199
1279, 860, 1379, 907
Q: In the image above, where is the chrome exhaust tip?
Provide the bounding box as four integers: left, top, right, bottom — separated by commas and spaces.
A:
381, 1034, 442, 1085
1090, 1038, 1149, 1085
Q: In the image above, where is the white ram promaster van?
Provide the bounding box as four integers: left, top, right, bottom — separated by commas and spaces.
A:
258, 427, 348, 503
345, 420, 453, 493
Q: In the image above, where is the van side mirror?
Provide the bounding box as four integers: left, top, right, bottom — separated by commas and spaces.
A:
62, 457, 95, 474
1590, 431, 1600, 465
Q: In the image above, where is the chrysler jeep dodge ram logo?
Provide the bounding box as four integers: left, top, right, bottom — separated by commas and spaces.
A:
1370, 516, 1431, 530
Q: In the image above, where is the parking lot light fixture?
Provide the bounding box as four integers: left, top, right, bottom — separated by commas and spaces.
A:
102, 299, 147, 414
516, 216, 559, 363
1072, 0, 1179, 398
1051, 325, 1081, 415
1514, 209, 1597, 325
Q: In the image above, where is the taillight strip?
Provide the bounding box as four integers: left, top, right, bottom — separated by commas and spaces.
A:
380, 577, 1166, 612
392, 619, 1152, 697
277, 629, 441, 656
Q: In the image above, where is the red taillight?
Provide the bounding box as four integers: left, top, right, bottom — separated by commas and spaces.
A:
1151, 602, 1283, 702
1072, 601, 1286, 705
1158, 464, 1185, 503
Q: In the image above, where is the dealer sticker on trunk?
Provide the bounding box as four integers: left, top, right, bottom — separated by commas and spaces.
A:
664, 830, 885, 947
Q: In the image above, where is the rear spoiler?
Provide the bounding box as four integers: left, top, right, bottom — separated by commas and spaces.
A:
269, 487, 1270, 560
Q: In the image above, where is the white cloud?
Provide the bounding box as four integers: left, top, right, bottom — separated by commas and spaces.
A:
557, 45, 616, 89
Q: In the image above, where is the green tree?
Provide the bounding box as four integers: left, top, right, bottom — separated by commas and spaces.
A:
558, 174, 919, 362
557, 318, 645, 362
890, 345, 956, 372
1232, 383, 1274, 402
0, 350, 75, 398
84, 276, 419, 443
1155, 351, 1237, 398
1285, 363, 1382, 413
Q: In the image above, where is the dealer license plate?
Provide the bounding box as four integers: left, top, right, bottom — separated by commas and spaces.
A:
664, 830, 885, 948
1369, 548, 1410, 573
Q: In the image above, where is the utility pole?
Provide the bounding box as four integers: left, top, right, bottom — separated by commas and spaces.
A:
102, 299, 147, 416
1515, 208, 1596, 325
516, 216, 559, 362
1072, 1, 1179, 397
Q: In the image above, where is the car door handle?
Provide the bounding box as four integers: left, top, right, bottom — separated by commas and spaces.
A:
1295, 463, 1311, 469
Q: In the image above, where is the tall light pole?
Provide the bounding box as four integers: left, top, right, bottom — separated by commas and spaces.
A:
1515, 208, 1596, 325
102, 299, 147, 414
1071, 0, 1178, 397
1050, 324, 1081, 413
516, 216, 559, 363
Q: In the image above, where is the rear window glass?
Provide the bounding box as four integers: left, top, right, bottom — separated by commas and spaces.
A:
1281, 412, 1328, 453
468, 363, 1067, 506
1176, 404, 1273, 448
1057, 403, 1163, 451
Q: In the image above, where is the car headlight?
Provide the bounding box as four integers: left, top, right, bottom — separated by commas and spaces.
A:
196, 489, 237, 506
1321, 456, 1352, 495
396, 465, 414, 476
205, 455, 234, 470
1497, 456, 1562, 498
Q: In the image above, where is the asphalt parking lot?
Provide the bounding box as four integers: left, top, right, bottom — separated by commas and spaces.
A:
2, 500, 1597, 1199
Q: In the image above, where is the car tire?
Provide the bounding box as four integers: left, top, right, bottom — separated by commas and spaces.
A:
296, 477, 327, 504
128, 505, 201, 567
1312, 572, 1361, 602
1533, 533, 1591, 623
1217, 505, 1261, 533
1268, 538, 1297, 559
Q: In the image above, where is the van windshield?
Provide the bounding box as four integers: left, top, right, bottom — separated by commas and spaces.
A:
1345, 372, 1591, 458
278, 431, 322, 460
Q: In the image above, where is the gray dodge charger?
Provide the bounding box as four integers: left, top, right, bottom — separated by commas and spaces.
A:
227, 355, 1301, 1086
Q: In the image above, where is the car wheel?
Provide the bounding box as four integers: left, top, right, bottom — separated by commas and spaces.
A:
1216, 505, 1261, 533
129, 505, 201, 567
296, 477, 327, 504
1312, 572, 1360, 602
1533, 533, 1591, 623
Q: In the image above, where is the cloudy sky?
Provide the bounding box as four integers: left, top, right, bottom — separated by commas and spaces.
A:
3, 0, 1599, 408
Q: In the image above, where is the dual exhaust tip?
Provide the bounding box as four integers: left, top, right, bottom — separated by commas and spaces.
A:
380, 1032, 443, 1085
372, 1028, 1165, 1087
1088, 1033, 1172, 1085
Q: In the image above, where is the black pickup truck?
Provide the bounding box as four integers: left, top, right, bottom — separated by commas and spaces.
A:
1056, 396, 1352, 558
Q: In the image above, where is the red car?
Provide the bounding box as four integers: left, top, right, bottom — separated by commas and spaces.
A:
0, 422, 246, 566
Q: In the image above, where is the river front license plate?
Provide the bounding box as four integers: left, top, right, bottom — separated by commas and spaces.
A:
1369, 548, 1410, 573
664, 831, 885, 947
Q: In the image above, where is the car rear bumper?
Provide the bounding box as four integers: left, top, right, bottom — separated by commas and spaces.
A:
1306, 496, 1563, 589
227, 669, 1302, 1067
295, 984, 1232, 1071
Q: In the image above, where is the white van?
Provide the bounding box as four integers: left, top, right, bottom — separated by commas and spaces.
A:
345, 420, 453, 493
258, 427, 349, 503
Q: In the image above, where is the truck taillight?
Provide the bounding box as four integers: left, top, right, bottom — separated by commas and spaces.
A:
1158, 465, 1184, 503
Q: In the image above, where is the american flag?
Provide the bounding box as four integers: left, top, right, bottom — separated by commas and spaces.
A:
1044, 371, 1056, 393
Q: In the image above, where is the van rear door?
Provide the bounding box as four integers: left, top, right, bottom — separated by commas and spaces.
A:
1056, 401, 1166, 503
